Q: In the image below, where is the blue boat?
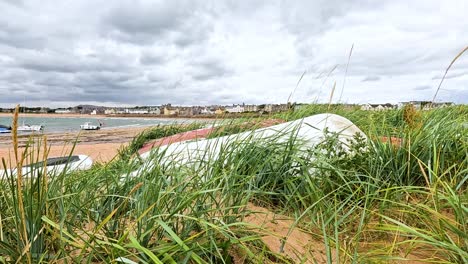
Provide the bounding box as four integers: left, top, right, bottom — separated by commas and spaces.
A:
0, 125, 11, 133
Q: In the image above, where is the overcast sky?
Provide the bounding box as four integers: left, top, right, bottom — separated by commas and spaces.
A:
0, 0, 467, 107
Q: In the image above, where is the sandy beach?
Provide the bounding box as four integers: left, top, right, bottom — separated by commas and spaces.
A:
0, 111, 216, 165
0, 126, 150, 164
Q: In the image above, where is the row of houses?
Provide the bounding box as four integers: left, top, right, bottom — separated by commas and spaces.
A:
99, 103, 290, 116
0, 107, 52, 113
361, 101, 454, 111
4, 101, 454, 115
3, 104, 288, 115
225, 104, 289, 113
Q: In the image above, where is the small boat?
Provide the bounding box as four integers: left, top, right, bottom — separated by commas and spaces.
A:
80, 122, 101, 130
137, 119, 284, 154
18, 123, 44, 132
0, 155, 93, 179
126, 113, 367, 179
0, 125, 11, 133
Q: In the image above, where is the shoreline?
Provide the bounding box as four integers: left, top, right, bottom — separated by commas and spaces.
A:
0, 113, 265, 163
0, 112, 261, 119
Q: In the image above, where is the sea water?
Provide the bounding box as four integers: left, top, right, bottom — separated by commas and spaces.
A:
0, 116, 200, 134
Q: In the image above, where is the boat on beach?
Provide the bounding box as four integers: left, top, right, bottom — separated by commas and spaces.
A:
18, 123, 44, 132
127, 113, 367, 178
139, 113, 366, 160
0, 154, 93, 179
80, 122, 101, 130
0, 125, 11, 133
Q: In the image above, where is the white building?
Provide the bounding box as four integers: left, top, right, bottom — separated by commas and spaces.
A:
104, 109, 116, 115
244, 105, 258, 112
361, 104, 373, 111
149, 107, 161, 115
225, 105, 244, 113
201, 107, 214, 115
361, 103, 395, 111
55, 109, 72, 114
127, 109, 149, 114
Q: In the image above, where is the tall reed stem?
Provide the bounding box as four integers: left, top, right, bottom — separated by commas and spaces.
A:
12, 104, 31, 264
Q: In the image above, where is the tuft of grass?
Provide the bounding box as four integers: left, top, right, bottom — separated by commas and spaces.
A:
117, 122, 205, 161
403, 104, 422, 130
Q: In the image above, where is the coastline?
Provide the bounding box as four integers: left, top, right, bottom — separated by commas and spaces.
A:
0, 112, 260, 119
0, 112, 258, 164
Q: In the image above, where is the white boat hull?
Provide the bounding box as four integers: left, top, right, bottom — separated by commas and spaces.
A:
0, 155, 93, 179
80, 127, 100, 130
80, 124, 100, 130
129, 113, 366, 177
18, 125, 44, 132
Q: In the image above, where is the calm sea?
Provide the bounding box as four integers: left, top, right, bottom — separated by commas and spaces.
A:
0, 116, 199, 133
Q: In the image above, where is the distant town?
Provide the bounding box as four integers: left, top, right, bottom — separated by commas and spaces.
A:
0, 101, 455, 116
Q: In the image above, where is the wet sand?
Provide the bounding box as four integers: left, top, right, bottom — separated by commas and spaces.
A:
0, 126, 150, 164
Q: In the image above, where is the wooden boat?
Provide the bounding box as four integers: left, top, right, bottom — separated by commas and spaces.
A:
0, 155, 93, 179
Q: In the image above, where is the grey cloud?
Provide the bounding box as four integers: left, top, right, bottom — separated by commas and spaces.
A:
33, 74, 73, 87
14, 50, 134, 74
432, 71, 468, 80
283, 0, 468, 84
1, 81, 149, 104
2, 0, 24, 7
413, 85, 431, 91
361, 76, 381, 82
19, 60, 86, 73
145, 72, 168, 83
0, 68, 29, 83
104, 1, 188, 35
280, 0, 377, 37
69, 73, 144, 95
190, 59, 233, 81
102, 0, 212, 46
139, 51, 167, 65
0, 21, 46, 50
74, 71, 141, 86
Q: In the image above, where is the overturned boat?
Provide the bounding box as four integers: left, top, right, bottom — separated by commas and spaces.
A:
128, 113, 367, 177
0, 155, 93, 179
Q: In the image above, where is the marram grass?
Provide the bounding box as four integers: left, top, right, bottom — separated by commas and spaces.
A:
0, 105, 466, 263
